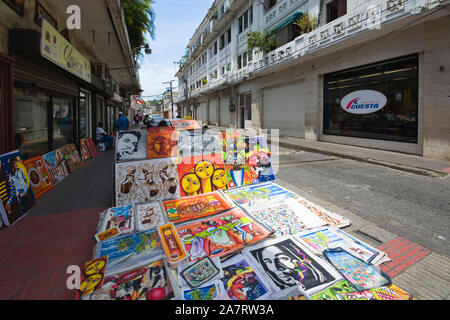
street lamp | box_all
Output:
[132,43,152,60]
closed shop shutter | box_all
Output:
[197,102,207,122]
[219,96,230,127]
[208,99,217,124]
[263,80,306,138]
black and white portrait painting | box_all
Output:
[115,130,147,161]
[178,130,221,157]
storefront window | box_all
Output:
[53,97,74,148]
[323,55,418,143]
[96,96,105,127]
[14,88,49,159]
[79,91,92,138]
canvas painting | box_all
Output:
[220,254,272,300]
[147,127,179,159]
[134,201,166,231]
[115,130,147,162]
[177,153,228,197]
[182,281,225,300]
[95,229,162,272]
[85,137,98,158]
[222,135,252,188]
[244,236,341,295]
[42,148,70,184]
[162,190,234,224]
[309,279,374,300]
[84,257,176,300]
[370,284,413,300]
[245,198,327,237]
[170,119,202,130]
[0,150,36,226]
[24,155,54,198]
[79,138,92,161]
[246,136,276,184]
[176,207,272,262]
[296,196,351,228]
[63,143,83,173]
[158,223,188,265]
[114,158,180,206]
[224,182,299,207]
[179,257,221,288]
[94,227,121,242]
[97,205,134,234]
[323,248,391,292]
[75,256,108,299]
[178,131,221,157]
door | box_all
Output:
[0,54,14,154]
[239,93,251,129]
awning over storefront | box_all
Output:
[270,12,303,33]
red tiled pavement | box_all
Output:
[378,237,431,279]
[0,207,105,300]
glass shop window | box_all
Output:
[53,97,75,149]
[323,54,419,143]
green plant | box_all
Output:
[202,78,208,85]
[293,13,318,35]
[247,31,276,54]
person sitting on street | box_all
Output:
[96,122,114,150]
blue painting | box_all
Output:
[224,182,298,207]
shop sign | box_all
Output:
[340,90,387,114]
[40,19,91,83]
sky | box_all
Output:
[138,0,215,99]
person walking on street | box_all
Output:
[117,112,130,131]
[96,122,114,150]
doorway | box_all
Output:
[239,93,251,129]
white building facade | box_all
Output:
[175,0,450,161]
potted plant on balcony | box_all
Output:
[294,13,318,35]
[201,78,208,85]
[247,31,276,55]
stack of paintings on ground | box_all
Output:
[80,120,417,300]
[0,137,98,228]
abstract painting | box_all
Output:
[370,284,413,300]
[182,282,225,300]
[178,130,221,157]
[114,158,180,206]
[134,201,166,232]
[244,236,341,295]
[323,248,391,292]
[42,148,70,184]
[179,257,220,288]
[177,153,227,197]
[176,207,272,262]
[84,257,175,300]
[162,190,234,224]
[115,130,147,162]
[246,136,276,184]
[62,143,83,173]
[224,182,298,207]
[158,223,188,265]
[296,196,351,228]
[97,205,135,234]
[221,135,252,188]
[0,150,35,226]
[309,279,374,300]
[170,119,202,130]
[94,227,121,242]
[75,256,108,299]
[147,127,179,159]
[85,137,98,158]
[79,138,92,161]
[24,155,54,198]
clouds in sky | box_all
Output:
[138,0,215,98]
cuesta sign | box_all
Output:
[340,90,387,114]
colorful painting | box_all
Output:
[297,196,351,228]
[75,256,108,299]
[162,190,234,224]
[62,143,83,173]
[246,136,276,184]
[85,137,98,158]
[180,257,220,288]
[114,158,180,206]
[95,229,162,272]
[182,282,223,300]
[222,135,252,188]
[95,227,121,242]
[97,205,134,234]
[158,223,188,265]
[244,237,341,295]
[309,279,374,300]
[245,198,327,237]
[220,255,272,300]
[24,155,54,198]
[0,150,35,226]
[84,257,175,300]
[323,248,391,292]
[115,130,147,161]
[370,284,413,300]
[178,130,221,157]
[79,138,92,161]
[176,207,272,262]
[42,148,70,184]
[177,153,227,197]
[134,202,166,232]
[224,182,298,207]
[170,119,202,130]
[147,127,179,159]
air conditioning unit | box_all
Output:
[94,63,107,80]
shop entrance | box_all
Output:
[0,54,14,154]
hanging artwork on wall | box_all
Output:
[85,137,98,158]
[177,153,227,197]
[75,256,108,299]
[296,196,351,228]
[178,131,221,157]
[220,254,273,300]
[246,136,276,184]
[323,248,391,292]
[83,257,177,300]
[114,158,180,206]
[147,127,179,159]
[162,190,235,224]
[245,198,327,237]
[96,205,135,234]
[170,119,202,130]
[79,138,92,161]
[244,236,341,295]
[115,130,147,162]
[0,150,36,226]
[62,143,83,173]
[176,207,272,262]
[134,201,166,232]
[24,155,54,198]
[224,182,299,207]
[42,148,70,184]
